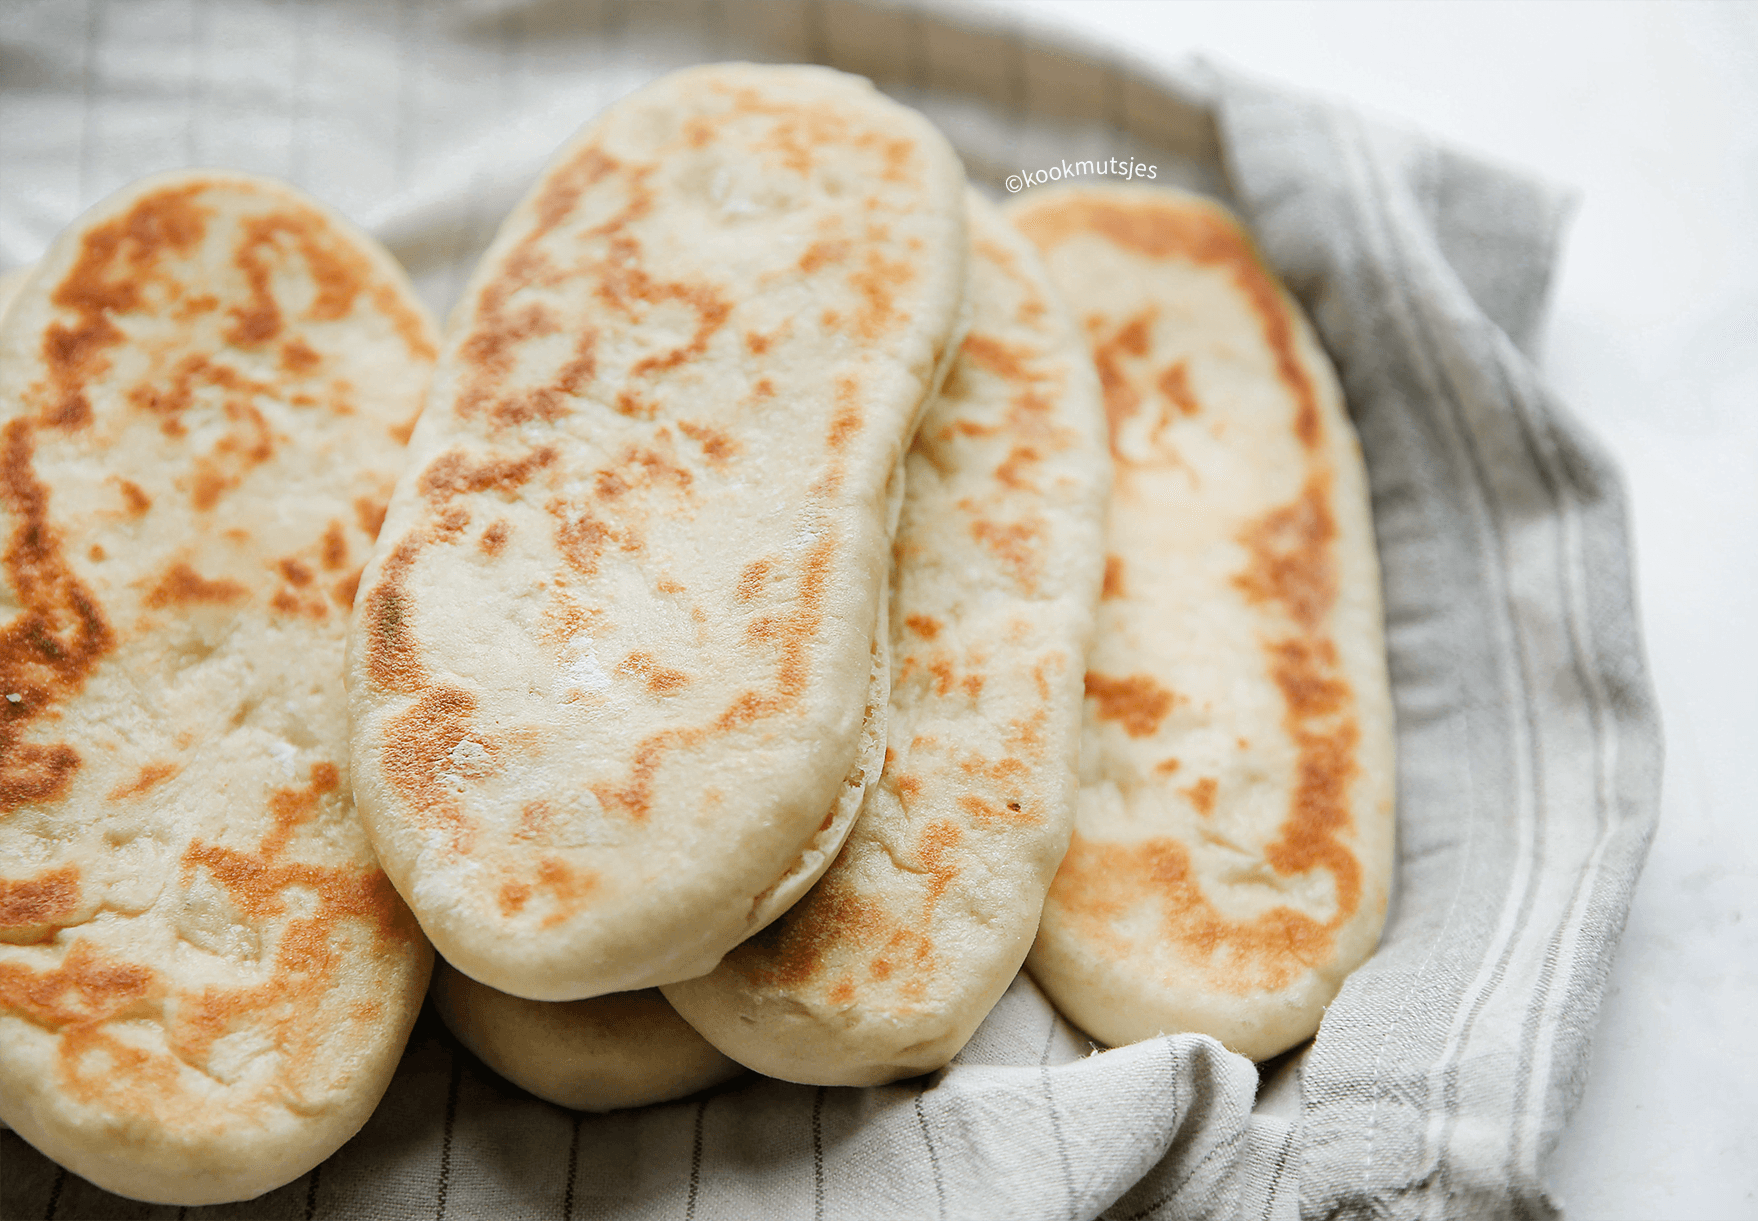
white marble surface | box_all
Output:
[973,2,1757,1217]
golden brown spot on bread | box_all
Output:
[1155,758,1182,776]
[593,445,693,502]
[355,496,387,542]
[189,400,276,510]
[995,444,1040,490]
[957,792,1039,826]
[115,479,151,516]
[1182,777,1218,816]
[1158,359,1201,417]
[1049,834,1335,994]
[226,208,435,358]
[1102,556,1126,600]
[1234,474,1339,631]
[961,332,1034,381]
[0,866,81,938]
[144,562,247,608]
[0,421,116,808]
[278,558,313,588]
[420,446,557,505]
[320,521,348,570]
[1089,308,1154,462]
[38,184,210,430]
[593,531,836,819]
[87,544,105,562]
[971,515,1046,593]
[591,729,681,823]
[532,145,626,236]
[553,508,612,579]
[613,389,657,420]
[332,568,362,610]
[1257,632,1362,917]
[452,150,624,426]
[360,536,426,695]
[479,520,510,557]
[534,857,597,929]
[916,821,962,912]
[620,650,689,697]
[126,353,257,436]
[736,558,773,604]
[431,504,471,543]
[107,761,179,801]
[279,337,321,375]
[678,419,738,465]
[798,238,851,274]
[1085,672,1175,738]
[258,761,341,858]
[826,377,861,451]
[273,589,329,620]
[498,881,531,915]
[381,686,489,848]
[0,939,159,1030]
[849,248,914,341]
[600,259,731,381]
[1017,197,1324,450]
[905,614,940,640]
[730,870,930,997]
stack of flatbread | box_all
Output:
[0,61,1395,1204]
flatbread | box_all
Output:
[1009,186,1395,1062]
[432,961,742,1111]
[0,172,436,1203]
[347,63,968,1001]
[663,191,1110,1085]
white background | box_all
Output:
[972,2,1758,1218]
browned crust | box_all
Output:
[0,420,112,812]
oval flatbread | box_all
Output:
[432,961,742,1112]
[664,191,1110,1085]
[0,172,436,1204]
[346,63,968,1001]
[1009,186,1395,1062]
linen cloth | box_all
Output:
[0,2,1661,1217]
